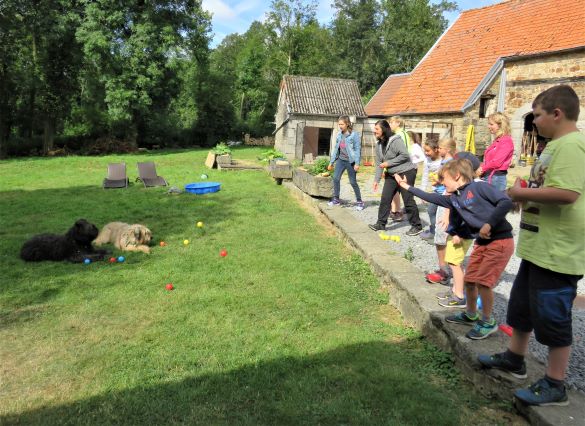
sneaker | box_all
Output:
[354,201,365,211]
[466,319,498,340]
[477,352,527,379]
[406,226,423,236]
[438,294,466,308]
[327,198,340,206]
[419,230,434,240]
[390,211,404,222]
[514,378,569,406]
[368,223,386,231]
[436,290,452,300]
[445,311,479,325]
[426,269,450,285]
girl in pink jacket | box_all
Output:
[478,112,514,191]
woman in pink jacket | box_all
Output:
[478,112,514,191]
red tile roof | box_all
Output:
[366,0,585,116]
[365,73,409,116]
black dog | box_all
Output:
[20,219,109,262]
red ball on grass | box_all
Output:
[166,283,174,291]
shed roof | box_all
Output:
[281,75,366,117]
[365,0,585,116]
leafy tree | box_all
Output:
[76,0,212,145]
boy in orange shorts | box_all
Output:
[395,158,514,339]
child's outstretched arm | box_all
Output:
[508,178,580,205]
[394,173,451,208]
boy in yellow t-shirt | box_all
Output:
[478,85,585,406]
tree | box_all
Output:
[330,0,382,93]
[380,0,457,74]
[76,0,212,144]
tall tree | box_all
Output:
[76,0,212,144]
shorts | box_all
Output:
[464,238,514,288]
[444,237,473,266]
[507,260,581,347]
[433,206,448,246]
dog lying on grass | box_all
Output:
[94,222,152,253]
[20,219,109,262]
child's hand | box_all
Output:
[507,178,525,200]
[393,173,408,188]
[327,164,333,171]
[379,162,387,169]
[479,223,492,239]
[452,235,462,245]
[373,181,379,192]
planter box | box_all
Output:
[205,152,232,168]
[269,159,293,179]
[292,168,333,198]
[216,154,232,166]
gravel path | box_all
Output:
[336,172,585,393]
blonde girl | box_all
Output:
[478,112,514,191]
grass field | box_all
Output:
[0,147,521,425]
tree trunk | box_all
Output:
[42,116,55,154]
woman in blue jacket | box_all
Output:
[327,116,364,210]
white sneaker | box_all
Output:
[354,201,365,211]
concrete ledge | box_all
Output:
[284,182,585,425]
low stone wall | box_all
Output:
[292,168,333,198]
[244,134,274,146]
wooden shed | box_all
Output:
[273,75,367,162]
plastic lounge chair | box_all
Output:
[137,162,168,187]
[103,162,129,189]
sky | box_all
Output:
[201,0,503,48]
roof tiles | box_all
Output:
[282,75,366,117]
[366,0,585,115]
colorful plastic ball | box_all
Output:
[520,179,528,188]
[183,239,189,245]
[84,258,91,265]
[200,174,208,179]
[166,283,174,291]
[159,241,167,247]
[197,222,203,228]
[220,249,228,257]
[109,257,117,263]
[117,256,125,263]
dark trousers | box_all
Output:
[377,168,421,227]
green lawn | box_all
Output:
[0,148,517,425]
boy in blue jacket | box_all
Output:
[395,158,514,339]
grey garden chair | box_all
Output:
[103,162,129,189]
[137,161,168,187]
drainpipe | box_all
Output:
[497,68,507,112]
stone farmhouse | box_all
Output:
[365,0,585,160]
[273,75,367,161]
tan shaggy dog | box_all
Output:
[94,222,152,253]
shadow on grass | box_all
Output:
[0,341,474,425]
[0,185,238,309]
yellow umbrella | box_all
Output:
[465,125,476,154]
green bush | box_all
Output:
[308,158,330,176]
[212,142,232,155]
[258,148,285,163]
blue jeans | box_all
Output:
[333,159,362,201]
[427,202,438,234]
[482,174,507,191]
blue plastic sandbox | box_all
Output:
[184,182,221,194]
